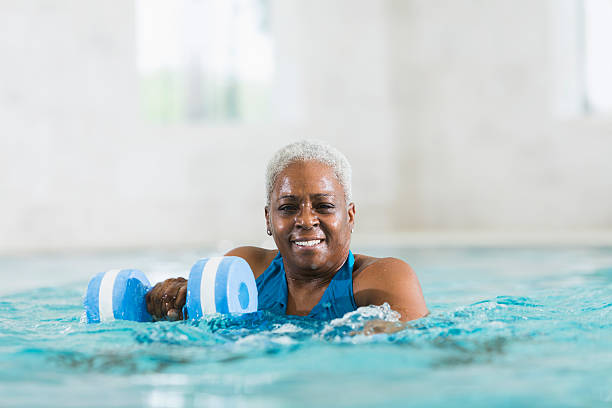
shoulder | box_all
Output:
[353,255,417,288]
[353,254,428,321]
[224,246,278,279]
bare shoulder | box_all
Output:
[353,254,416,282]
[224,246,278,279]
[353,254,428,322]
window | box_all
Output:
[135,0,274,122]
[583,0,612,113]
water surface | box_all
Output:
[1,247,611,407]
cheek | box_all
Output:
[325,215,349,235]
[271,215,292,232]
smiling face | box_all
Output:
[265,160,355,274]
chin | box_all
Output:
[291,252,328,270]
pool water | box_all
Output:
[1,247,611,407]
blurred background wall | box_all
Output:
[1,0,611,255]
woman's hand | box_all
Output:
[350,320,406,336]
[145,278,188,321]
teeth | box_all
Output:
[294,240,321,247]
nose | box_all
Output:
[295,205,319,229]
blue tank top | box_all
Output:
[256,250,358,320]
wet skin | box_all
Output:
[263,160,355,315]
[146,160,428,323]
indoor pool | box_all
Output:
[0,247,611,407]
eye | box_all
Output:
[278,204,298,212]
[317,203,335,211]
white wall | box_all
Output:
[1,0,611,255]
[388,0,612,231]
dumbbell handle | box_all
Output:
[146,277,188,321]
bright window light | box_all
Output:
[135,0,274,122]
[584,0,612,113]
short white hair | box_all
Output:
[265,140,352,206]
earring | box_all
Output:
[267,229,272,236]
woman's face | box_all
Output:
[266,160,355,273]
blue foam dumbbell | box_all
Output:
[84,269,152,323]
[186,256,258,319]
[84,257,258,324]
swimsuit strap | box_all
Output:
[255,250,357,320]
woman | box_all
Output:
[146,140,428,322]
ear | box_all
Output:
[347,202,356,229]
[264,205,271,231]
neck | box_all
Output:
[283,249,350,293]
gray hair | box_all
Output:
[265,140,352,206]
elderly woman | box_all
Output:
[147,141,428,322]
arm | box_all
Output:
[354,257,428,323]
[224,246,274,280]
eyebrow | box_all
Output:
[278,195,297,200]
[278,193,334,200]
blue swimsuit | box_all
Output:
[256,251,358,320]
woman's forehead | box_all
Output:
[273,161,343,197]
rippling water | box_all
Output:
[0,248,611,407]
